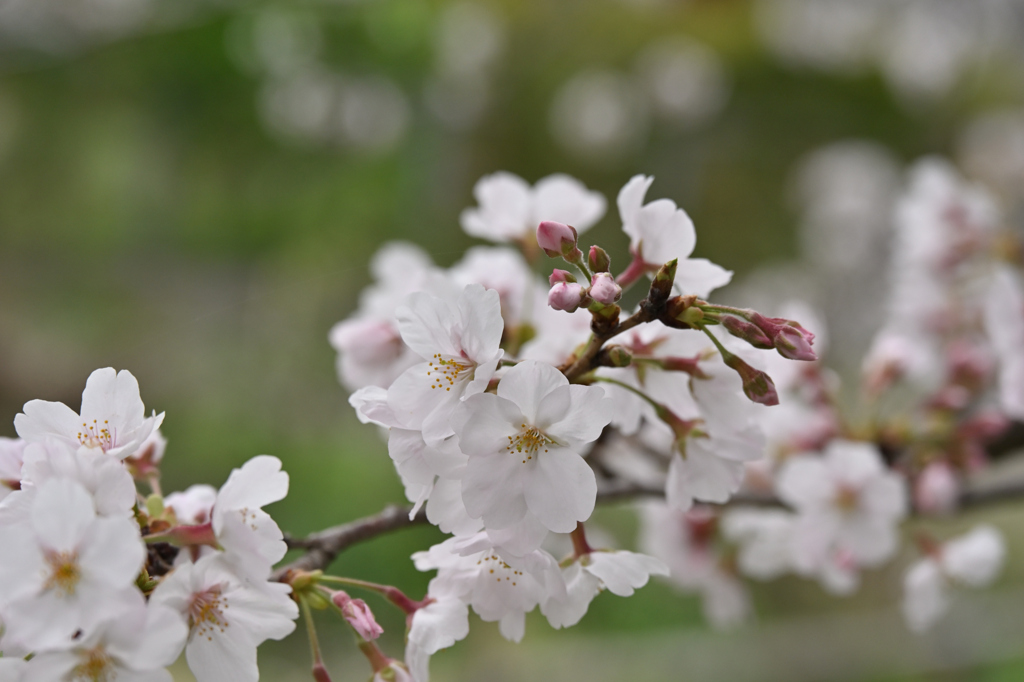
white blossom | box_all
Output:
[15,368,164,461]
[0,438,25,503]
[616,175,732,297]
[387,284,504,448]
[460,172,605,243]
[0,478,146,650]
[454,360,611,533]
[412,534,563,642]
[23,590,187,682]
[149,554,298,682]
[20,440,136,517]
[777,440,907,577]
[542,550,667,629]
[902,525,1006,632]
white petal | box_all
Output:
[546,385,613,449]
[425,478,483,536]
[586,550,669,597]
[455,284,504,365]
[532,174,606,233]
[902,559,948,633]
[674,258,733,298]
[637,198,696,265]
[408,595,469,654]
[186,622,258,682]
[523,447,596,533]
[496,361,568,425]
[80,516,147,587]
[395,292,460,360]
[941,525,1006,587]
[14,400,80,445]
[213,456,288,532]
[462,451,528,529]
[31,478,96,552]
[775,456,832,510]
[617,174,654,241]
[497,611,526,642]
[668,443,744,505]
[460,171,533,242]
[541,562,601,629]
[451,394,521,455]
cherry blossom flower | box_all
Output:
[542,550,668,629]
[460,172,605,244]
[0,437,25,503]
[0,478,146,650]
[777,440,907,575]
[210,456,290,580]
[449,246,535,328]
[984,267,1024,419]
[720,508,796,581]
[665,361,767,512]
[902,525,1006,632]
[387,284,505,447]
[616,175,732,297]
[20,440,136,517]
[407,581,470,655]
[23,590,187,682]
[14,368,164,461]
[165,485,218,525]
[639,502,751,629]
[412,534,562,642]
[149,554,298,682]
[454,360,612,533]
[329,242,448,391]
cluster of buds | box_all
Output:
[542,221,623,316]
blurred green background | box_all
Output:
[1,0,1023,679]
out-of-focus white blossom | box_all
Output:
[902,525,1006,632]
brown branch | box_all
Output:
[274,471,1024,581]
[273,505,428,581]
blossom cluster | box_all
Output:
[329,162,1021,677]
[0,369,298,681]
[0,159,1018,681]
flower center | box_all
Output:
[834,485,860,511]
[427,354,474,392]
[44,550,81,597]
[477,553,524,586]
[71,646,115,682]
[506,424,553,464]
[77,419,114,451]
[189,585,230,640]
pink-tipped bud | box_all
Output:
[914,461,960,515]
[722,316,773,349]
[723,352,779,406]
[548,282,585,311]
[751,313,817,361]
[589,272,622,305]
[537,220,579,259]
[312,662,333,682]
[549,269,577,285]
[332,591,384,641]
[588,245,611,273]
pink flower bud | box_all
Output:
[537,220,579,258]
[332,591,384,641]
[589,272,622,305]
[548,282,585,312]
[722,316,773,349]
[588,245,611,273]
[549,269,577,285]
[751,313,817,361]
[914,461,960,515]
[723,352,779,406]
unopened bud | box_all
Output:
[598,345,633,368]
[333,591,384,641]
[588,245,611,273]
[549,269,577,285]
[679,306,704,327]
[722,316,773,349]
[722,351,779,406]
[751,313,817,361]
[589,272,622,305]
[537,221,580,259]
[914,461,960,515]
[312,662,333,682]
[548,282,585,312]
[661,355,708,378]
[647,259,678,307]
